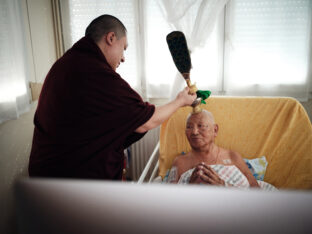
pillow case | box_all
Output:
[244,156,268,181]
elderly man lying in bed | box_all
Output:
[167,110,275,190]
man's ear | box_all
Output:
[105,32,116,46]
[214,124,219,137]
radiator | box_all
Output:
[127,127,160,181]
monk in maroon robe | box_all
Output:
[29,15,196,180]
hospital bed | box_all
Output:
[15,97,312,233]
[139,96,312,189]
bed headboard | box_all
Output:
[159,97,312,189]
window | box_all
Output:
[224,0,312,100]
[60,0,312,101]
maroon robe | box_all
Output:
[28,37,155,180]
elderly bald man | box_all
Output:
[168,110,260,187]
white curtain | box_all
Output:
[0,0,30,124]
[156,0,229,99]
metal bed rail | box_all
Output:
[137,141,160,184]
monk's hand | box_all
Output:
[176,87,197,107]
[196,163,225,186]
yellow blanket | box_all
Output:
[159,97,312,189]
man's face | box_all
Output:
[107,34,128,71]
[185,113,218,151]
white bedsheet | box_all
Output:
[166,164,277,191]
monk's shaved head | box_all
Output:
[186,110,215,124]
[85,14,127,43]
[185,110,219,151]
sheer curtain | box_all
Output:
[224,0,312,101]
[0,0,30,124]
[152,0,229,99]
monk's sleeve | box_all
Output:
[80,69,155,149]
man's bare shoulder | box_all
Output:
[226,149,246,167]
[229,150,242,158]
[220,148,243,162]
[172,152,193,167]
[171,152,196,178]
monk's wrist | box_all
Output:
[173,97,184,108]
